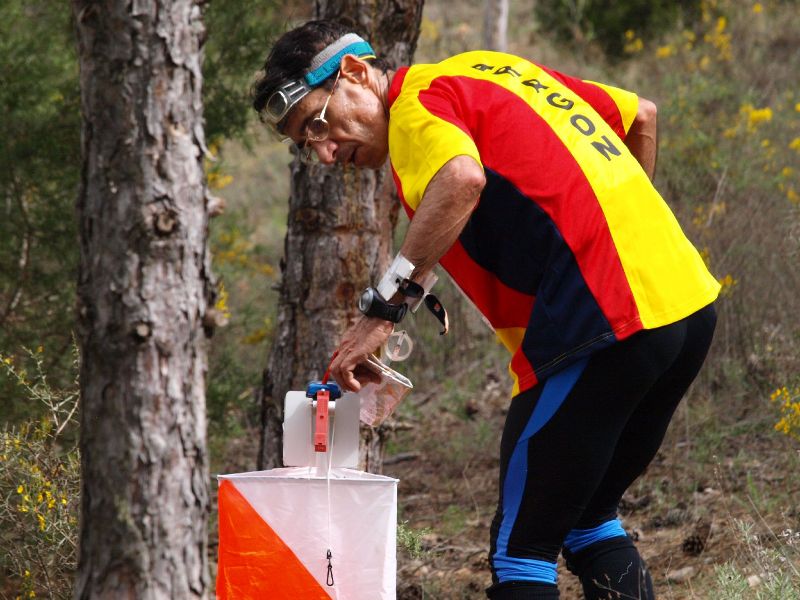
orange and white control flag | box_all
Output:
[217,467,398,599]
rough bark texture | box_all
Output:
[483,0,509,52]
[73,1,213,598]
[258,0,424,472]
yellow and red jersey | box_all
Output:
[388,51,720,395]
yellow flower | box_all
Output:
[742,105,773,128]
[752,3,763,13]
[207,171,234,190]
[17,484,24,494]
[699,55,711,70]
[722,127,738,139]
[215,283,231,320]
[782,167,794,177]
[656,45,675,58]
[795,103,800,113]
[761,139,770,148]
[788,187,799,204]
[715,16,727,33]
[789,137,800,151]
[624,37,644,54]
[37,513,46,531]
[718,274,738,295]
[24,570,30,578]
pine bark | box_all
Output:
[258,0,424,472]
[73,1,213,597]
[484,0,509,52]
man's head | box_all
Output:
[252,20,393,168]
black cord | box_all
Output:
[326,549,335,586]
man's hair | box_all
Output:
[251,19,387,121]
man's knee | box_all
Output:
[562,534,655,600]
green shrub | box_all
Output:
[710,520,800,599]
[625,0,800,406]
[534,0,700,58]
[0,348,80,599]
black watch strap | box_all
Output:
[359,287,408,323]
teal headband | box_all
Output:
[305,33,376,86]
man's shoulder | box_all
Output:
[397,51,534,94]
[419,50,533,72]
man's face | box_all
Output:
[281,64,390,169]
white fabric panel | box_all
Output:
[221,468,398,600]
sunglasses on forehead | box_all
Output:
[265,79,313,128]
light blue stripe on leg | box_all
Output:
[492,358,588,584]
[564,518,627,553]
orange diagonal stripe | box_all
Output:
[216,479,331,600]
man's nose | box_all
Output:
[311,138,337,165]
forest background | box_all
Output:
[1,0,799,598]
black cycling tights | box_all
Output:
[487,304,717,599]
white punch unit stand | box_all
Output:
[283,381,360,468]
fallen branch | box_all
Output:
[383,452,420,465]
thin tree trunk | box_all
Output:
[73,1,213,597]
[483,0,509,51]
[258,0,424,472]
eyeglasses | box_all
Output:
[290,69,341,164]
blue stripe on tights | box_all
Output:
[492,358,588,584]
[563,518,627,554]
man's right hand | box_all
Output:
[329,315,394,392]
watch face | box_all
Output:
[358,288,373,313]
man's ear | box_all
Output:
[340,54,370,86]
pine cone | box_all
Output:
[682,520,712,556]
[681,534,705,556]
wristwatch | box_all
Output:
[358,287,408,323]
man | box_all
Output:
[253,19,719,600]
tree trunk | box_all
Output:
[483,0,509,52]
[73,1,213,597]
[258,0,424,472]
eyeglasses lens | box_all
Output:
[307,117,329,142]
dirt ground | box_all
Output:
[384,362,800,600]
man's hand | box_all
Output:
[330,316,394,392]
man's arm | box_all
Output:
[624,97,658,180]
[398,155,485,276]
[329,155,485,391]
